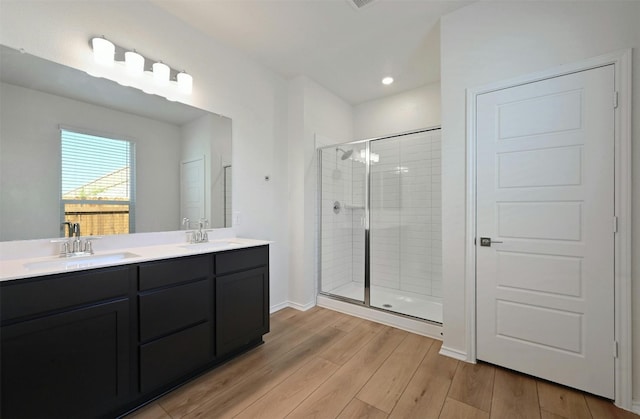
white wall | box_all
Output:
[440,0,640,405]
[0,82,181,240]
[353,82,441,140]
[0,0,290,309]
[287,76,354,308]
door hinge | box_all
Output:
[614,91,619,109]
[613,216,618,233]
[613,341,619,358]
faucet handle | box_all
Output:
[51,238,71,256]
[83,236,101,254]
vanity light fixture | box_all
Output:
[381,76,394,85]
[89,36,194,96]
[91,37,115,66]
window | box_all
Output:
[61,129,135,236]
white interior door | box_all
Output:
[476,65,615,398]
[180,157,205,227]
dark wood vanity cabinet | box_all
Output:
[0,244,270,418]
[215,246,270,357]
[0,266,134,419]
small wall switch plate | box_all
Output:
[233,212,240,226]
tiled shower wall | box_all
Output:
[319,129,441,299]
[369,129,442,298]
[320,147,358,294]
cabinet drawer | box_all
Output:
[216,245,268,275]
[1,266,131,323]
[139,255,210,291]
[140,322,212,393]
[139,279,210,342]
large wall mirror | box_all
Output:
[0,45,232,241]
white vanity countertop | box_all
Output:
[0,237,271,282]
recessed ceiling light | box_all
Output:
[382,76,394,85]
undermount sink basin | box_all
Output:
[24,252,141,271]
[179,241,242,251]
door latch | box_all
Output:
[480,237,503,247]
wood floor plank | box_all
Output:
[540,410,569,419]
[318,319,383,365]
[447,362,496,412]
[490,368,540,419]
[337,398,388,419]
[159,308,344,418]
[440,398,490,419]
[181,326,345,419]
[234,357,340,419]
[286,326,408,419]
[388,340,458,419]
[126,403,171,419]
[537,381,591,419]
[584,394,640,419]
[272,307,304,321]
[331,312,365,333]
[357,333,434,413]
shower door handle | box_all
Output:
[479,237,503,247]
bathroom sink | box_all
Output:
[24,252,141,271]
[179,241,242,251]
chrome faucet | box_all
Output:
[184,217,210,243]
[56,222,97,257]
[198,218,209,243]
[71,222,82,253]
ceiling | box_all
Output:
[151,0,472,105]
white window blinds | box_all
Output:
[60,129,134,236]
[61,130,131,201]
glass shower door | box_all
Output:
[369,130,443,322]
[318,143,366,303]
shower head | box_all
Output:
[336,148,353,160]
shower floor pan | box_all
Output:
[329,282,443,323]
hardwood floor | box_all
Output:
[127,307,638,419]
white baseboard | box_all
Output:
[287,300,316,311]
[270,300,316,313]
[439,345,470,362]
[631,400,640,415]
[317,295,443,340]
[269,301,290,313]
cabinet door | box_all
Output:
[215,267,269,357]
[1,299,130,419]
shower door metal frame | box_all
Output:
[317,126,442,324]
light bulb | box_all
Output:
[153,61,170,85]
[382,76,394,85]
[91,37,115,66]
[125,50,144,75]
[177,72,193,94]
